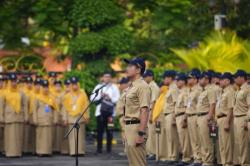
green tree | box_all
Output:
[68,0,133,76]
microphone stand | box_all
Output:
[64,86,105,166]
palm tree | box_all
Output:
[171,30,250,72]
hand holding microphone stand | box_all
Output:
[64,84,107,166]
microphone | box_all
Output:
[92,83,108,94]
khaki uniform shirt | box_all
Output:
[233,83,250,118]
[116,90,126,118]
[22,88,33,123]
[0,89,4,123]
[175,87,188,114]
[210,84,221,102]
[216,86,235,116]
[4,90,28,123]
[149,81,160,109]
[124,78,151,120]
[186,85,202,114]
[53,92,64,124]
[33,95,56,126]
[62,89,89,124]
[196,85,216,113]
[164,83,178,114]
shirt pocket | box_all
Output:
[219,95,227,109]
[236,91,245,101]
[126,89,139,105]
[177,96,184,107]
[166,93,172,104]
[187,97,192,108]
[198,94,204,104]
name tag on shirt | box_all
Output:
[45,105,51,113]
[216,95,220,102]
[72,105,77,111]
[187,99,192,108]
[217,97,221,108]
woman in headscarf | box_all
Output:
[33,80,57,156]
[63,77,89,156]
[3,73,28,157]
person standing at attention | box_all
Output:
[143,69,160,160]
[3,73,28,157]
[123,57,151,166]
[233,70,250,165]
[62,77,89,156]
[33,80,57,156]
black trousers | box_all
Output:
[96,115,113,153]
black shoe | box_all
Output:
[176,161,191,166]
[95,151,102,155]
[6,156,22,158]
[165,160,178,165]
[37,154,51,157]
[70,154,85,157]
[147,154,156,160]
[188,163,202,166]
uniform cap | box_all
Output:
[199,71,212,79]
[70,76,79,84]
[119,77,129,84]
[234,69,247,78]
[143,70,154,78]
[26,76,33,83]
[187,70,200,79]
[220,72,232,80]
[34,78,42,85]
[48,72,57,78]
[53,80,62,85]
[9,73,17,81]
[42,80,49,87]
[123,57,146,75]
[191,68,201,75]
[176,73,187,81]
[207,69,215,77]
[163,70,176,78]
[213,72,221,78]
[64,79,71,85]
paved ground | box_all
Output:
[0,144,160,166]
[0,132,161,166]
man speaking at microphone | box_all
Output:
[90,72,120,154]
[123,57,151,166]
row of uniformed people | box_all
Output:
[144,69,250,166]
[0,73,89,157]
[115,61,250,166]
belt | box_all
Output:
[197,112,208,117]
[234,114,247,118]
[175,112,185,117]
[125,119,140,125]
[187,113,197,117]
[164,112,173,116]
[217,114,227,119]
